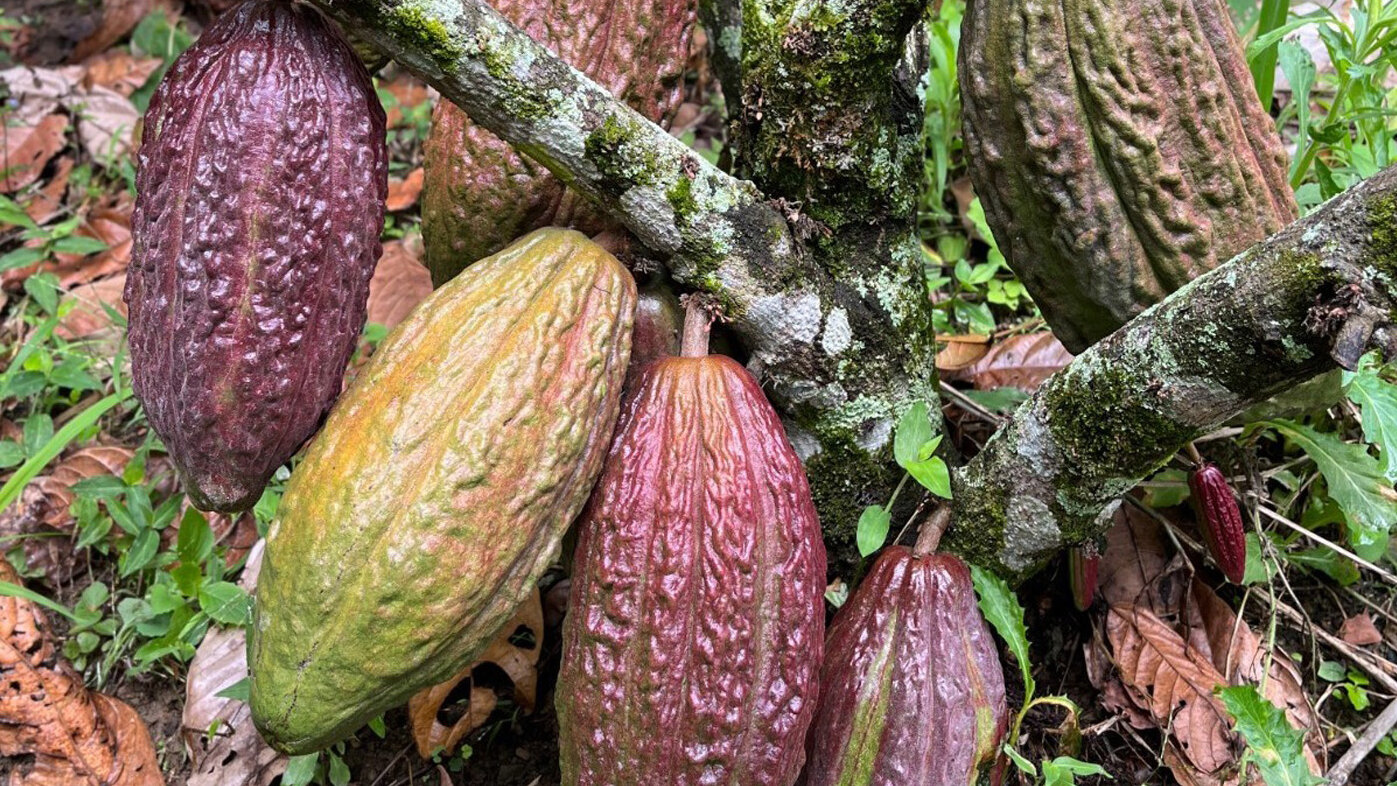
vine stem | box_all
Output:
[913,507,952,556]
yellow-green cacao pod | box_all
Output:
[960,0,1298,352]
[248,229,636,754]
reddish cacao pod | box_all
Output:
[125,0,387,511]
[421,0,696,284]
[624,282,683,390]
[557,349,827,785]
[1189,462,1247,583]
[800,546,1008,786]
[1068,545,1100,611]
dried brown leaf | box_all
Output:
[1106,603,1239,776]
[80,51,163,97]
[408,589,544,758]
[946,332,1073,391]
[366,239,432,331]
[182,541,284,786]
[57,273,127,342]
[23,156,74,226]
[934,334,989,372]
[1338,612,1382,646]
[70,0,159,63]
[0,560,164,786]
[2,114,69,193]
[387,167,425,212]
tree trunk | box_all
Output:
[308,0,1397,579]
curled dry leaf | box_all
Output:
[80,51,164,97]
[57,273,129,345]
[365,238,433,331]
[1089,506,1323,783]
[0,445,133,583]
[24,156,74,226]
[407,589,544,758]
[934,334,990,372]
[182,541,285,786]
[1,114,70,193]
[945,331,1073,391]
[1338,613,1382,647]
[0,560,164,786]
[70,0,160,63]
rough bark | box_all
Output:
[309,0,1396,580]
[945,168,1397,580]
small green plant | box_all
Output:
[970,566,1109,785]
[853,401,952,560]
[1318,660,1373,711]
[1218,684,1324,786]
[281,717,387,786]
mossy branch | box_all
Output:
[944,166,1397,580]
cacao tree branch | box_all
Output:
[312,0,946,567]
[944,166,1397,580]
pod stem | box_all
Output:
[681,297,713,358]
[913,506,952,556]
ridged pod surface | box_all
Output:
[625,282,683,390]
[1069,545,1100,611]
[800,547,1007,786]
[1189,462,1247,583]
[421,0,696,284]
[125,0,387,511]
[249,229,635,754]
[960,0,1297,351]
[557,350,827,785]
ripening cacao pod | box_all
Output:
[960,0,1297,351]
[1188,462,1247,583]
[1068,545,1100,611]
[557,307,827,785]
[249,229,636,754]
[625,281,683,389]
[421,0,696,284]
[125,0,387,512]
[800,545,1007,786]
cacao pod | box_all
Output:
[625,281,683,389]
[421,0,696,284]
[249,229,636,754]
[1068,545,1099,611]
[557,311,827,785]
[125,0,387,512]
[960,0,1297,352]
[801,546,1008,786]
[1188,462,1247,583]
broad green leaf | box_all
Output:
[1344,354,1397,481]
[856,505,892,557]
[905,456,952,498]
[0,390,130,516]
[893,401,935,468]
[281,754,319,786]
[1042,756,1110,786]
[22,414,53,456]
[121,528,160,576]
[177,510,214,565]
[970,564,1033,696]
[0,441,22,469]
[49,235,109,255]
[1002,744,1036,776]
[71,475,127,499]
[1267,420,1395,560]
[215,677,250,701]
[328,753,351,786]
[1218,684,1323,786]
[199,581,252,626]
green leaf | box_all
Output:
[199,581,252,626]
[50,235,109,255]
[905,456,952,498]
[0,247,45,272]
[856,505,892,557]
[328,753,351,786]
[281,754,319,786]
[71,475,127,498]
[1344,354,1397,482]
[24,272,59,314]
[22,414,53,456]
[120,528,160,576]
[0,391,130,516]
[1218,684,1324,786]
[0,441,23,469]
[1042,756,1110,786]
[368,715,387,738]
[893,401,935,468]
[177,509,214,565]
[215,677,250,701]
[970,564,1034,698]
[1267,420,1396,560]
[1142,468,1191,508]
[1002,744,1036,776]
[0,581,81,622]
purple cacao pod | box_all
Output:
[1189,462,1247,583]
[125,0,387,511]
[421,0,696,284]
[801,546,1008,786]
[1069,545,1100,611]
[557,346,827,785]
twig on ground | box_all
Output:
[1326,695,1397,786]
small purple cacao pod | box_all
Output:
[1188,462,1247,583]
[1068,545,1100,611]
